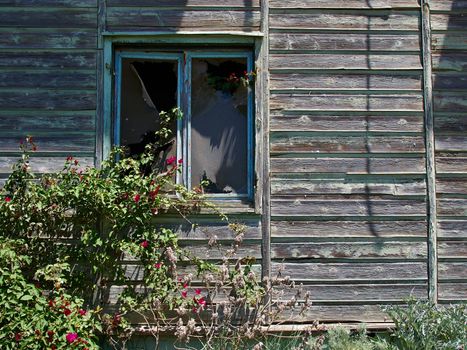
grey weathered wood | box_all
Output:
[270,33,421,51]
[435,136,467,152]
[0,90,96,110]
[0,0,96,5]
[434,92,467,112]
[271,114,424,132]
[438,221,467,239]
[271,179,426,196]
[438,242,467,258]
[106,8,261,30]
[271,221,427,238]
[273,262,427,281]
[270,94,424,112]
[269,0,420,9]
[432,53,467,72]
[270,54,423,71]
[433,73,467,90]
[435,114,467,133]
[271,198,426,217]
[438,262,467,280]
[270,13,420,31]
[270,73,422,91]
[0,136,95,153]
[277,284,427,301]
[0,112,95,132]
[271,241,427,259]
[436,179,467,195]
[0,71,96,88]
[430,0,467,11]
[276,305,389,323]
[107,0,260,6]
[432,33,467,50]
[0,30,96,49]
[438,283,467,300]
[0,156,94,173]
[437,199,467,217]
[0,51,96,68]
[270,134,425,154]
[0,8,97,28]
[436,157,467,174]
[271,157,426,174]
[431,14,467,31]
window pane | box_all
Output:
[120,58,178,158]
[191,57,249,195]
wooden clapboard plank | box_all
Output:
[271,157,426,174]
[270,73,422,91]
[435,136,467,152]
[0,51,96,68]
[0,8,96,28]
[437,199,467,217]
[271,179,426,196]
[430,0,467,11]
[178,243,262,260]
[0,90,96,110]
[0,136,95,153]
[433,92,467,112]
[106,8,260,30]
[437,179,467,195]
[435,114,467,133]
[273,262,427,281]
[432,53,467,72]
[438,283,467,300]
[438,242,467,258]
[271,198,426,217]
[269,54,422,70]
[107,0,260,6]
[270,114,424,132]
[432,33,467,51]
[0,71,96,89]
[271,241,427,259]
[269,0,420,9]
[0,30,96,49]
[277,284,427,301]
[0,0,96,6]
[277,305,389,323]
[270,13,419,31]
[438,262,467,280]
[0,112,95,132]
[270,134,425,153]
[0,156,94,173]
[433,73,467,90]
[431,14,467,31]
[270,33,420,51]
[270,94,424,112]
[271,221,427,238]
[436,157,467,174]
[438,220,467,239]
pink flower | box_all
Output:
[5,197,11,202]
[63,308,71,316]
[78,309,87,316]
[140,240,149,248]
[66,156,73,161]
[166,156,176,165]
[181,290,187,298]
[178,158,183,164]
[197,297,206,307]
[74,159,79,166]
[195,288,201,295]
[154,262,162,269]
[134,194,141,203]
[66,333,78,343]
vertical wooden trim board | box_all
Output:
[260,0,271,284]
[421,0,438,303]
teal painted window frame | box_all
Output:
[102,35,257,202]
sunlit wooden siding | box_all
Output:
[268,0,428,323]
[431,0,467,304]
[0,0,98,185]
[105,0,260,32]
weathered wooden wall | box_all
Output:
[431,0,467,303]
[268,0,428,322]
[0,0,465,327]
[0,0,97,186]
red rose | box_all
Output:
[134,194,141,203]
[154,262,162,269]
[140,240,149,248]
[166,156,176,165]
[5,197,11,202]
[195,288,201,295]
[78,309,87,316]
[181,290,187,298]
[66,333,78,343]
[63,308,71,316]
[15,333,22,342]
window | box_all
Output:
[113,49,254,200]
